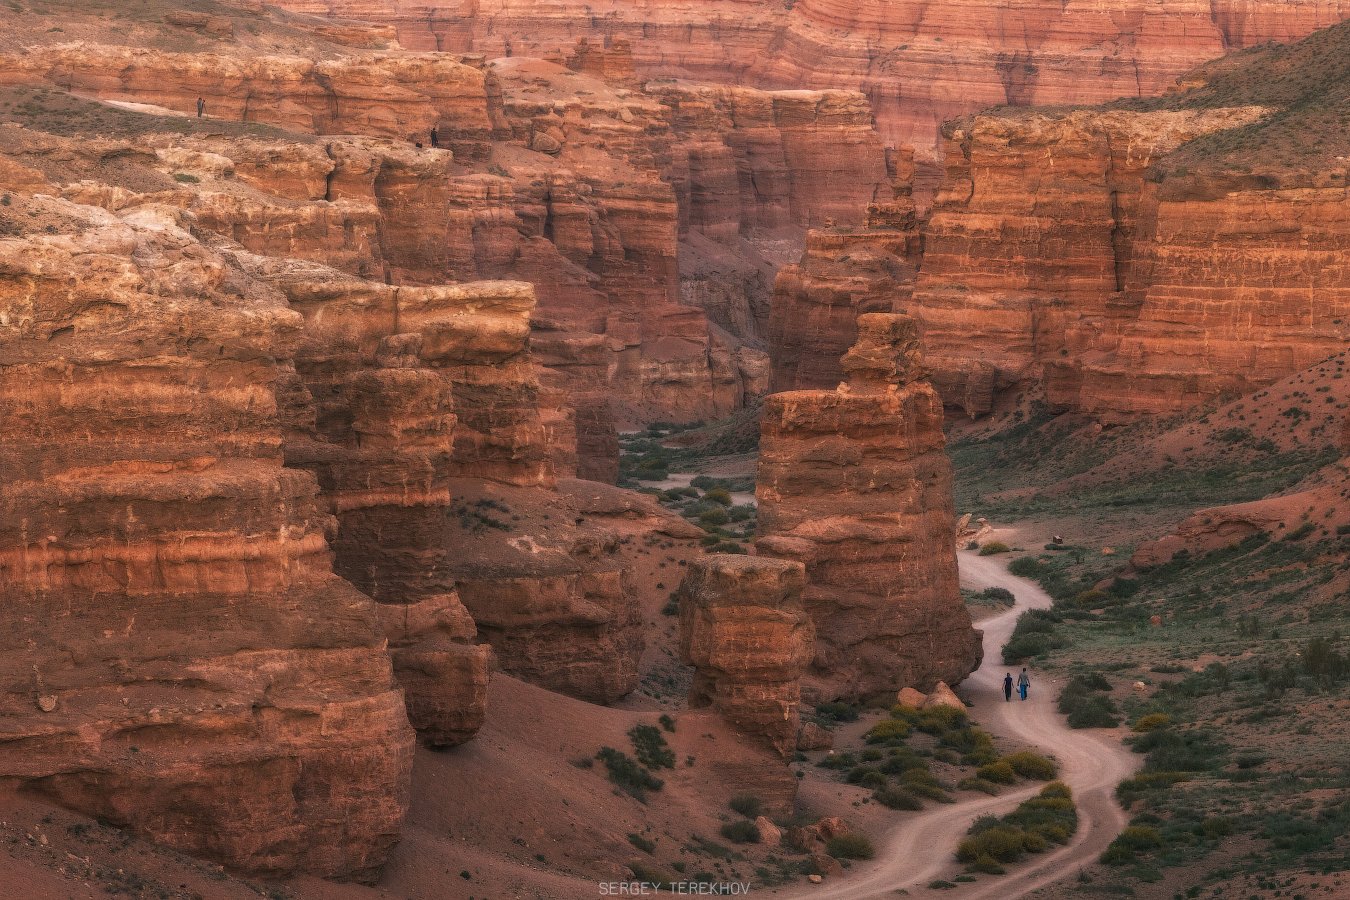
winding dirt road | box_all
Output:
[779,551,1139,899]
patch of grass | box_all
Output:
[979,541,1012,555]
[1058,674,1121,728]
[627,833,656,853]
[1002,750,1058,780]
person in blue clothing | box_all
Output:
[1018,668,1030,701]
[1003,672,1014,702]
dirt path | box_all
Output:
[776,551,1139,899]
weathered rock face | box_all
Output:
[677,555,814,757]
[907,52,1350,422]
[906,107,1270,417]
[654,82,890,351]
[245,260,548,745]
[769,148,922,392]
[271,0,1350,162]
[756,314,981,701]
[0,191,413,878]
[8,44,495,158]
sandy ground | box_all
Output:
[771,551,1139,899]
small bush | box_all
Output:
[978,541,1011,555]
[865,719,912,744]
[629,725,676,769]
[1002,751,1058,780]
[627,833,656,853]
[982,587,1015,604]
[703,488,733,505]
[597,747,663,802]
[719,820,760,844]
[1132,713,1171,733]
[873,786,923,810]
[698,507,730,526]
[826,833,875,860]
[977,761,1018,785]
[814,701,860,723]
[728,794,761,819]
[1101,825,1162,865]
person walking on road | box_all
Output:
[1003,672,1014,702]
[196,97,205,118]
[1018,668,1030,701]
[430,126,439,148]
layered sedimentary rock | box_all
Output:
[272,0,1350,161]
[0,190,413,877]
[756,314,981,701]
[6,43,495,157]
[769,148,922,392]
[905,17,1350,420]
[245,260,548,745]
[678,555,814,757]
[653,80,890,348]
[907,107,1269,416]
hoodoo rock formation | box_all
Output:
[678,555,814,757]
[756,314,982,702]
[272,0,1350,162]
[0,191,413,878]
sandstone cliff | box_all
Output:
[0,187,413,878]
[906,20,1350,419]
[756,314,982,702]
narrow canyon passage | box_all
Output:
[772,552,1140,899]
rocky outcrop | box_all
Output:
[271,0,1350,162]
[677,555,814,757]
[0,191,413,878]
[756,314,981,701]
[769,148,922,392]
[8,44,495,158]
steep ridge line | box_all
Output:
[773,551,1139,899]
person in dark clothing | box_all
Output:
[1018,668,1030,701]
[430,126,439,148]
[196,97,205,118]
[1003,672,1014,702]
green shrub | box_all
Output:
[729,794,761,818]
[698,507,730,526]
[873,786,922,810]
[1132,713,1171,733]
[1101,824,1162,864]
[957,777,1002,795]
[956,783,1077,871]
[826,833,875,860]
[597,747,664,801]
[703,488,733,505]
[978,541,1011,555]
[627,833,656,853]
[977,761,1018,785]
[719,820,760,844]
[1058,675,1120,728]
[865,719,912,744]
[629,725,676,769]
[981,587,1015,604]
[814,701,860,723]
[1002,751,1058,780]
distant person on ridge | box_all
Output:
[430,126,439,148]
[196,97,205,118]
[1003,672,1014,702]
[1018,668,1030,701]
